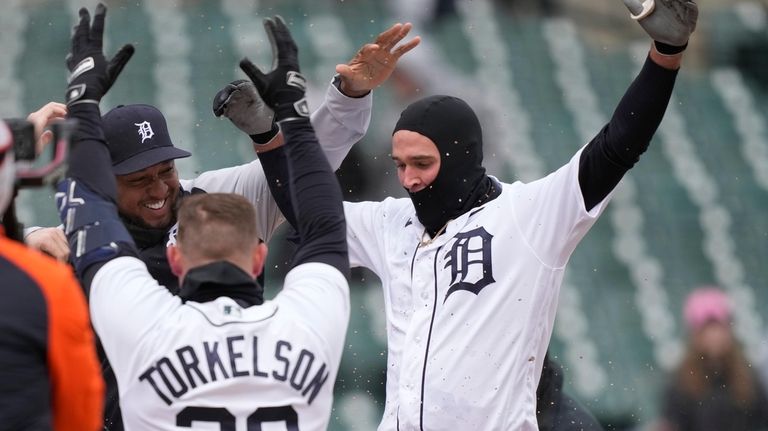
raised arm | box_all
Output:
[55,3,136,286]
[257,22,421,229]
[578,0,697,211]
[214,22,419,165]
[240,16,348,274]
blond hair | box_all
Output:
[176,193,258,262]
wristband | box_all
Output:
[250,122,279,145]
[654,40,687,56]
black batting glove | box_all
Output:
[65,3,134,107]
[239,16,309,123]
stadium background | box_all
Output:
[2,0,768,429]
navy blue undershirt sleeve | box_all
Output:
[276,120,349,277]
[64,103,138,288]
[578,55,678,211]
[258,146,297,228]
[67,104,117,200]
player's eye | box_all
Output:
[159,167,175,179]
[127,177,150,187]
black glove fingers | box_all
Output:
[90,3,107,48]
[272,15,292,45]
[73,8,91,53]
[263,18,279,71]
[105,44,135,88]
[273,15,288,28]
[272,16,298,68]
[240,58,268,94]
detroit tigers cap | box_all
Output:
[103,104,191,175]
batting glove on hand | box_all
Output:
[623,0,698,54]
[65,3,134,107]
[239,16,309,123]
[212,79,278,142]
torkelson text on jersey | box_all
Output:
[138,335,329,405]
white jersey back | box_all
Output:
[344,147,611,430]
[90,259,349,431]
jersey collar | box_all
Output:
[178,261,263,306]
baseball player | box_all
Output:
[259,0,698,429]
[57,6,349,430]
[24,18,419,286]
[0,114,103,429]
[27,14,416,431]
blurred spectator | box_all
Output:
[656,287,768,431]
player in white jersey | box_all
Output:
[30,11,417,431]
[56,7,350,430]
[26,12,416,431]
[24,18,420,280]
[261,1,698,429]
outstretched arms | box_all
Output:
[254,22,421,230]
[578,0,697,211]
[240,16,349,275]
[55,3,136,285]
[214,21,419,161]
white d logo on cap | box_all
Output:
[135,121,154,143]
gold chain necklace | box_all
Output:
[418,220,451,247]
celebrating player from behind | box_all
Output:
[26,8,417,431]
[56,5,350,430]
[258,0,698,429]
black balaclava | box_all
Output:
[394,95,499,236]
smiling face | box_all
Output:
[116,160,180,229]
[391,130,441,193]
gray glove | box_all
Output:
[623,0,698,49]
[212,79,277,140]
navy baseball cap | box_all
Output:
[102,104,191,175]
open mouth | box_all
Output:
[143,199,167,211]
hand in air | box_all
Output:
[335,23,421,97]
[623,0,698,48]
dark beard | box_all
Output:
[119,210,176,249]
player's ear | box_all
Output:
[252,241,268,277]
[167,244,183,277]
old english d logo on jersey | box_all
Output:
[443,227,495,300]
[166,222,179,247]
[135,121,154,143]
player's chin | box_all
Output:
[139,202,173,229]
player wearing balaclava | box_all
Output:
[392,95,500,236]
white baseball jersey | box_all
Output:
[89,257,350,431]
[344,147,612,430]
